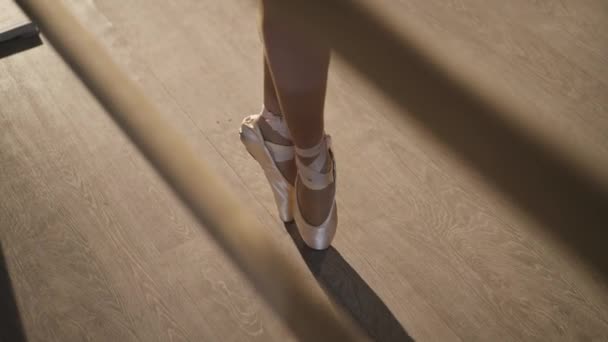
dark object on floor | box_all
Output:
[0,21,41,59]
[0,21,38,42]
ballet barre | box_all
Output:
[13,0,608,340]
[14,0,367,341]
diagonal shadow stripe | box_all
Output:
[285,222,414,342]
[0,244,28,342]
[269,0,608,279]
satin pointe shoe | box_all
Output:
[293,135,337,250]
[239,107,295,222]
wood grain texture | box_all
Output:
[1,0,607,341]
[0,1,28,31]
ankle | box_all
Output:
[296,135,333,175]
[259,106,292,145]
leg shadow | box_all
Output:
[0,244,28,342]
[285,222,414,342]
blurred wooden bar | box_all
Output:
[12,0,366,341]
[1,0,607,340]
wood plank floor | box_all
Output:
[1,0,607,341]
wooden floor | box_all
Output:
[1,0,607,341]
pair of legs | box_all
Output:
[257,1,334,226]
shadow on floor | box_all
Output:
[0,244,27,342]
[0,34,42,60]
[273,1,608,279]
[285,222,414,342]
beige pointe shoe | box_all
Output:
[239,107,295,222]
[293,135,337,250]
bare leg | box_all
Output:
[263,60,282,116]
[258,59,297,185]
[260,2,334,226]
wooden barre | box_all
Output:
[13,0,367,341]
[14,0,608,339]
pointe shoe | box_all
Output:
[294,135,337,250]
[239,108,295,222]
